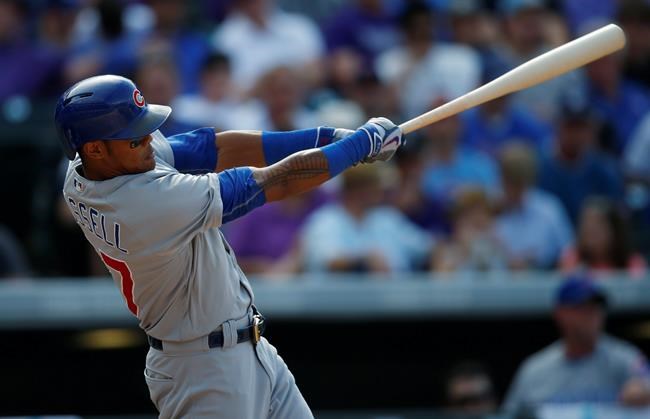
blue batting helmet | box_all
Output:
[54,75,171,160]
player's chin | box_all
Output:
[142,150,156,169]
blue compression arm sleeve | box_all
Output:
[218,167,266,224]
[262,127,336,165]
[321,129,371,177]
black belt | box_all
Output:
[147,313,265,351]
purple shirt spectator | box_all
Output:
[0,41,62,100]
[224,189,329,270]
[323,0,400,66]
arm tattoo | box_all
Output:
[253,149,329,192]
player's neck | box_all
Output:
[563,338,598,360]
[80,161,123,181]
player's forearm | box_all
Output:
[215,127,339,172]
[252,149,330,202]
[253,127,374,202]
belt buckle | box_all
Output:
[252,315,262,345]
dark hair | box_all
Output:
[399,1,434,30]
[618,0,650,24]
[201,52,231,74]
[96,0,124,40]
[578,197,632,268]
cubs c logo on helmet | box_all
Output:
[133,89,145,107]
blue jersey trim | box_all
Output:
[218,167,267,224]
[167,127,217,174]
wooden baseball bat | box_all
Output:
[398,24,626,135]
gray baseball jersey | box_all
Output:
[63,129,313,418]
[62,130,253,341]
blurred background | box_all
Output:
[2,0,650,418]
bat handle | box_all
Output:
[398,96,470,135]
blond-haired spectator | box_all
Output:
[495,142,573,269]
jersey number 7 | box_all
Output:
[100,252,139,317]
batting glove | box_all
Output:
[360,117,404,163]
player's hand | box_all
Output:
[360,117,404,163]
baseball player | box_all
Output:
[54,75,403,418]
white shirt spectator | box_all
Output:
[212,10,324,92]
[624,111,650,179]
[172,94,242,131]
[375,43,481,118]
[300,204,434,273]
[495,189,573,269]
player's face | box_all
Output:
[554,303,604,345]
[104,134,156,174]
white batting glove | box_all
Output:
[360,117,404,163]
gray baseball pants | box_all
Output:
[144,312,313,418]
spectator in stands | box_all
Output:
[390,137,444,233]
[495,0,585,123]
[617,0,650,89]
[537,98,624,224]
[211,0,325,96]
[39,0,79,51]
[459,96,553,158]
[133,45,197,136]
[584,39,650,155]
[231,66,319,131]
[374,1,481,119]
[0,225,29,278]
[145,0,209,94]
[0,0,63,100]
[624,111,650,184]
[495,143,573,270]
[560,0,616,36]
[63,0,144,84]
[300,164,434,274]
[323,0,399,69]
[448,0,503,79]
[445,361,497,415]
[346,71,398,125]
[172,52,241,131]
[431,188,507,272]
[224,189,329,276]
[419,105,500,221]
[504,275,650,412]
[560,198,646,277]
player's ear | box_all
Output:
[81,140,107,160]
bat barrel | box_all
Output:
[399,24,626,135]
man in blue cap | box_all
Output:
[504,274,650,413]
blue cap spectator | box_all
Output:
[555,274,607,307]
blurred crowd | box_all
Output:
[1,0,650,280]
[1,0,650,414]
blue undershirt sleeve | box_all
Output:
[218,167,267,224]
[167,128,217,174]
